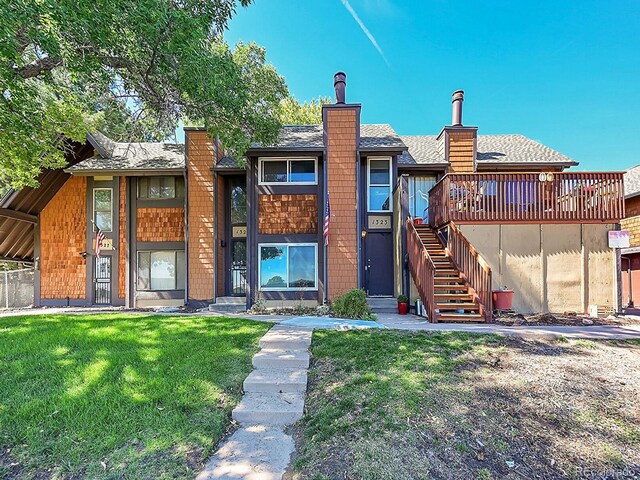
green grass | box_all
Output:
[0,313,272,479]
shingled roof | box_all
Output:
[248,124,405,151]
[66,132,185,174]
[624,164,640,199]
[398,134,578,168]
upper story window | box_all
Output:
[138,176,185,200]
[93,188,113,232]
[367,157,392,212]
[259,158,317,185]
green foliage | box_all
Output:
[397,294,409,303]
[0,0,288,189]
[279,96,331,124]
[0,313,272,478]
[330,289,376,320]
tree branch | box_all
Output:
[14,56,62,79]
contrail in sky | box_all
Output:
[339,0,390,66]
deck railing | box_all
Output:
[429,172,625,228]
[446,222,492,322]
[406,218,438,323]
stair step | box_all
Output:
[243,368,307,393]
[436,302,479,311]
[434,285,468,291]
[259,330,312,350]
[434,278,465,284]
[232,392,304,425]
[253,349,310,369]
[438,313,485,322]
[434,293,474,300]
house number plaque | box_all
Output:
[368,215,391,230]
[92,237,113,250]
[232,226,247,238]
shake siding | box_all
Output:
[258,194,317,234]
[187,132,215,300]
[447,131,475,173]
[40,176,87,299]
[326,108,359,298]
[118,176,126,299]
[136,207,184,242]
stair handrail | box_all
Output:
[445,221,493,322]
[406,217,439,323]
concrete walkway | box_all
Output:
[196,324,312,480]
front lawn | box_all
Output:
[0,313,271,479]
[293,330,640,480]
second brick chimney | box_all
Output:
[438,90,478,173]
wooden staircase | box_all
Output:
[414,224,484,322]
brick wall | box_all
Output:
[621,214,640,247]
[40,176,87,299]
[258,194,317,234]
[118,176,126,299]
[186,131,215,300]
[447,129,476,173]
[136,207,184,242]
[325,107,359,299]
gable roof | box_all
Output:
[398,134,578,168]
[624,164,640,199]
[66,133,185,175]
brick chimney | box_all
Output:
[322,72,361,300]
[437,90,478,173]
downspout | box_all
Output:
[213,136,220,303]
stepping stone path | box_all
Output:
[197,325,312,480]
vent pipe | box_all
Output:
[334,72,346,104]
[451,90,464,126]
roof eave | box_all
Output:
[246,147,324,156]
[359,147,406,155]
[398,162,450,170]
[476,160,579,169]
[65,168,185,176]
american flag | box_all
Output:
[323,194,330,246]
[95,227,105,258]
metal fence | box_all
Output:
[0,268,34,309]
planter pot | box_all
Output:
[413,218,423,225]
[398,302,409,315]
[492,290,514,310]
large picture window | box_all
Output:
[259,158,317,185]
[408,175,437,220]
[137,251,185,290]
[93,188,113,232]
[138,176,185,200]
[368,157,392,212]
[259,244,317,290]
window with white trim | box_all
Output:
[137,251,185,291]
[259,158,317,185]
[367,157,392,212]
[93,188,113,231]
[259,244,317,290]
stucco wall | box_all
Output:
[460,223,618,313]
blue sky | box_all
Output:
[204,0,640,171]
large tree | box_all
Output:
[279,96,331,125]
[0,0,288,189]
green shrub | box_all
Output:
[330,289,376,321]
[397,294,409,303]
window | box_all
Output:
[93,188,113,231]
[259,158,317,184]
[368,157,392,212]
[137,251,185,290]
[408,175,437,220]
[230,183,247,224]
[259,244,317,290]
[138,176,185,199]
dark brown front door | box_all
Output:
[365,232,394,296]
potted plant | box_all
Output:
[492,287,514,311]
[397,294,409,315]
[413,218,423,225]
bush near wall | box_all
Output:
[331,289,376,321]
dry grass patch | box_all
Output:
[290,330,640,480]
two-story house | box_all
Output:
[0,73,624,321]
